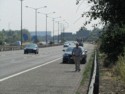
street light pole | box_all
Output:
[38,12,55,44]
[60,22,64,43]
[26,6,47,43]
[58,21,60,43]
[63,24,65,41]
[45,12,56,44]
[20,0,23,48]
[52,16,61,43]
[63,20,69,41]
[53,18,55,43]
[57,20,64,43]
[60,23,63,42]
[35,9,38,42]
[46,14,48,44]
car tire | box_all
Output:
[62,61,65,64]
[68,59,74,64]
[35,51,38,54]
[62,60,67,64]
[36,51,38,54]
[24,51,27,54]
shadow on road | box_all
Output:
[60,62,74,64]
[60,62,86,65]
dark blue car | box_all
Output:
[24,43,39,54]
[62,46,87,64]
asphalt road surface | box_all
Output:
[0,43,94,94]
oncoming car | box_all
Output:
[62,46,87,64]
[24,43,39,54]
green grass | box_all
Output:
[76,92,80,94]
[81,54,94,85]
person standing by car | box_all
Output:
[72,43,82,72]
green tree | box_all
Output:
[86,28,101,42]
[1,29,31,44]
[100,26,125,66]
[0,32,4,45]
[78,0,125,26]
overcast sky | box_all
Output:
[0,0,95,35]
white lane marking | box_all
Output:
[0,57,62,82]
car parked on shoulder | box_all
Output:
[24,43,39,54]
[62,46,87,64]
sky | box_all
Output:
[0,0,96,35]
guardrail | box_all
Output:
[87,50,99,94]
[0,44,61,52]
[0,46,21,51]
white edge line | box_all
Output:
[0,57,62,82]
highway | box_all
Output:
[0,43,94,94]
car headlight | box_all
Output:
[82,52,85,55]
[24,48,27,50]
[33,47,37,50]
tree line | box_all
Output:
[0,29,31,45]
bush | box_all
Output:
[115,51,125,83]
[100,25,125,66]
[0,40,4,45]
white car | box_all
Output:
[63,43,70,51]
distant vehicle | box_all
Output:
[24,43,39,54]
[16,41,21,46]
[79,42,83,47]
[62,46,87,64]
[63,43,70,51]
[77,39,84,47]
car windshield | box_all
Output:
[26,44,37,48]
[64,45,69,47]
[65,47,74,52]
